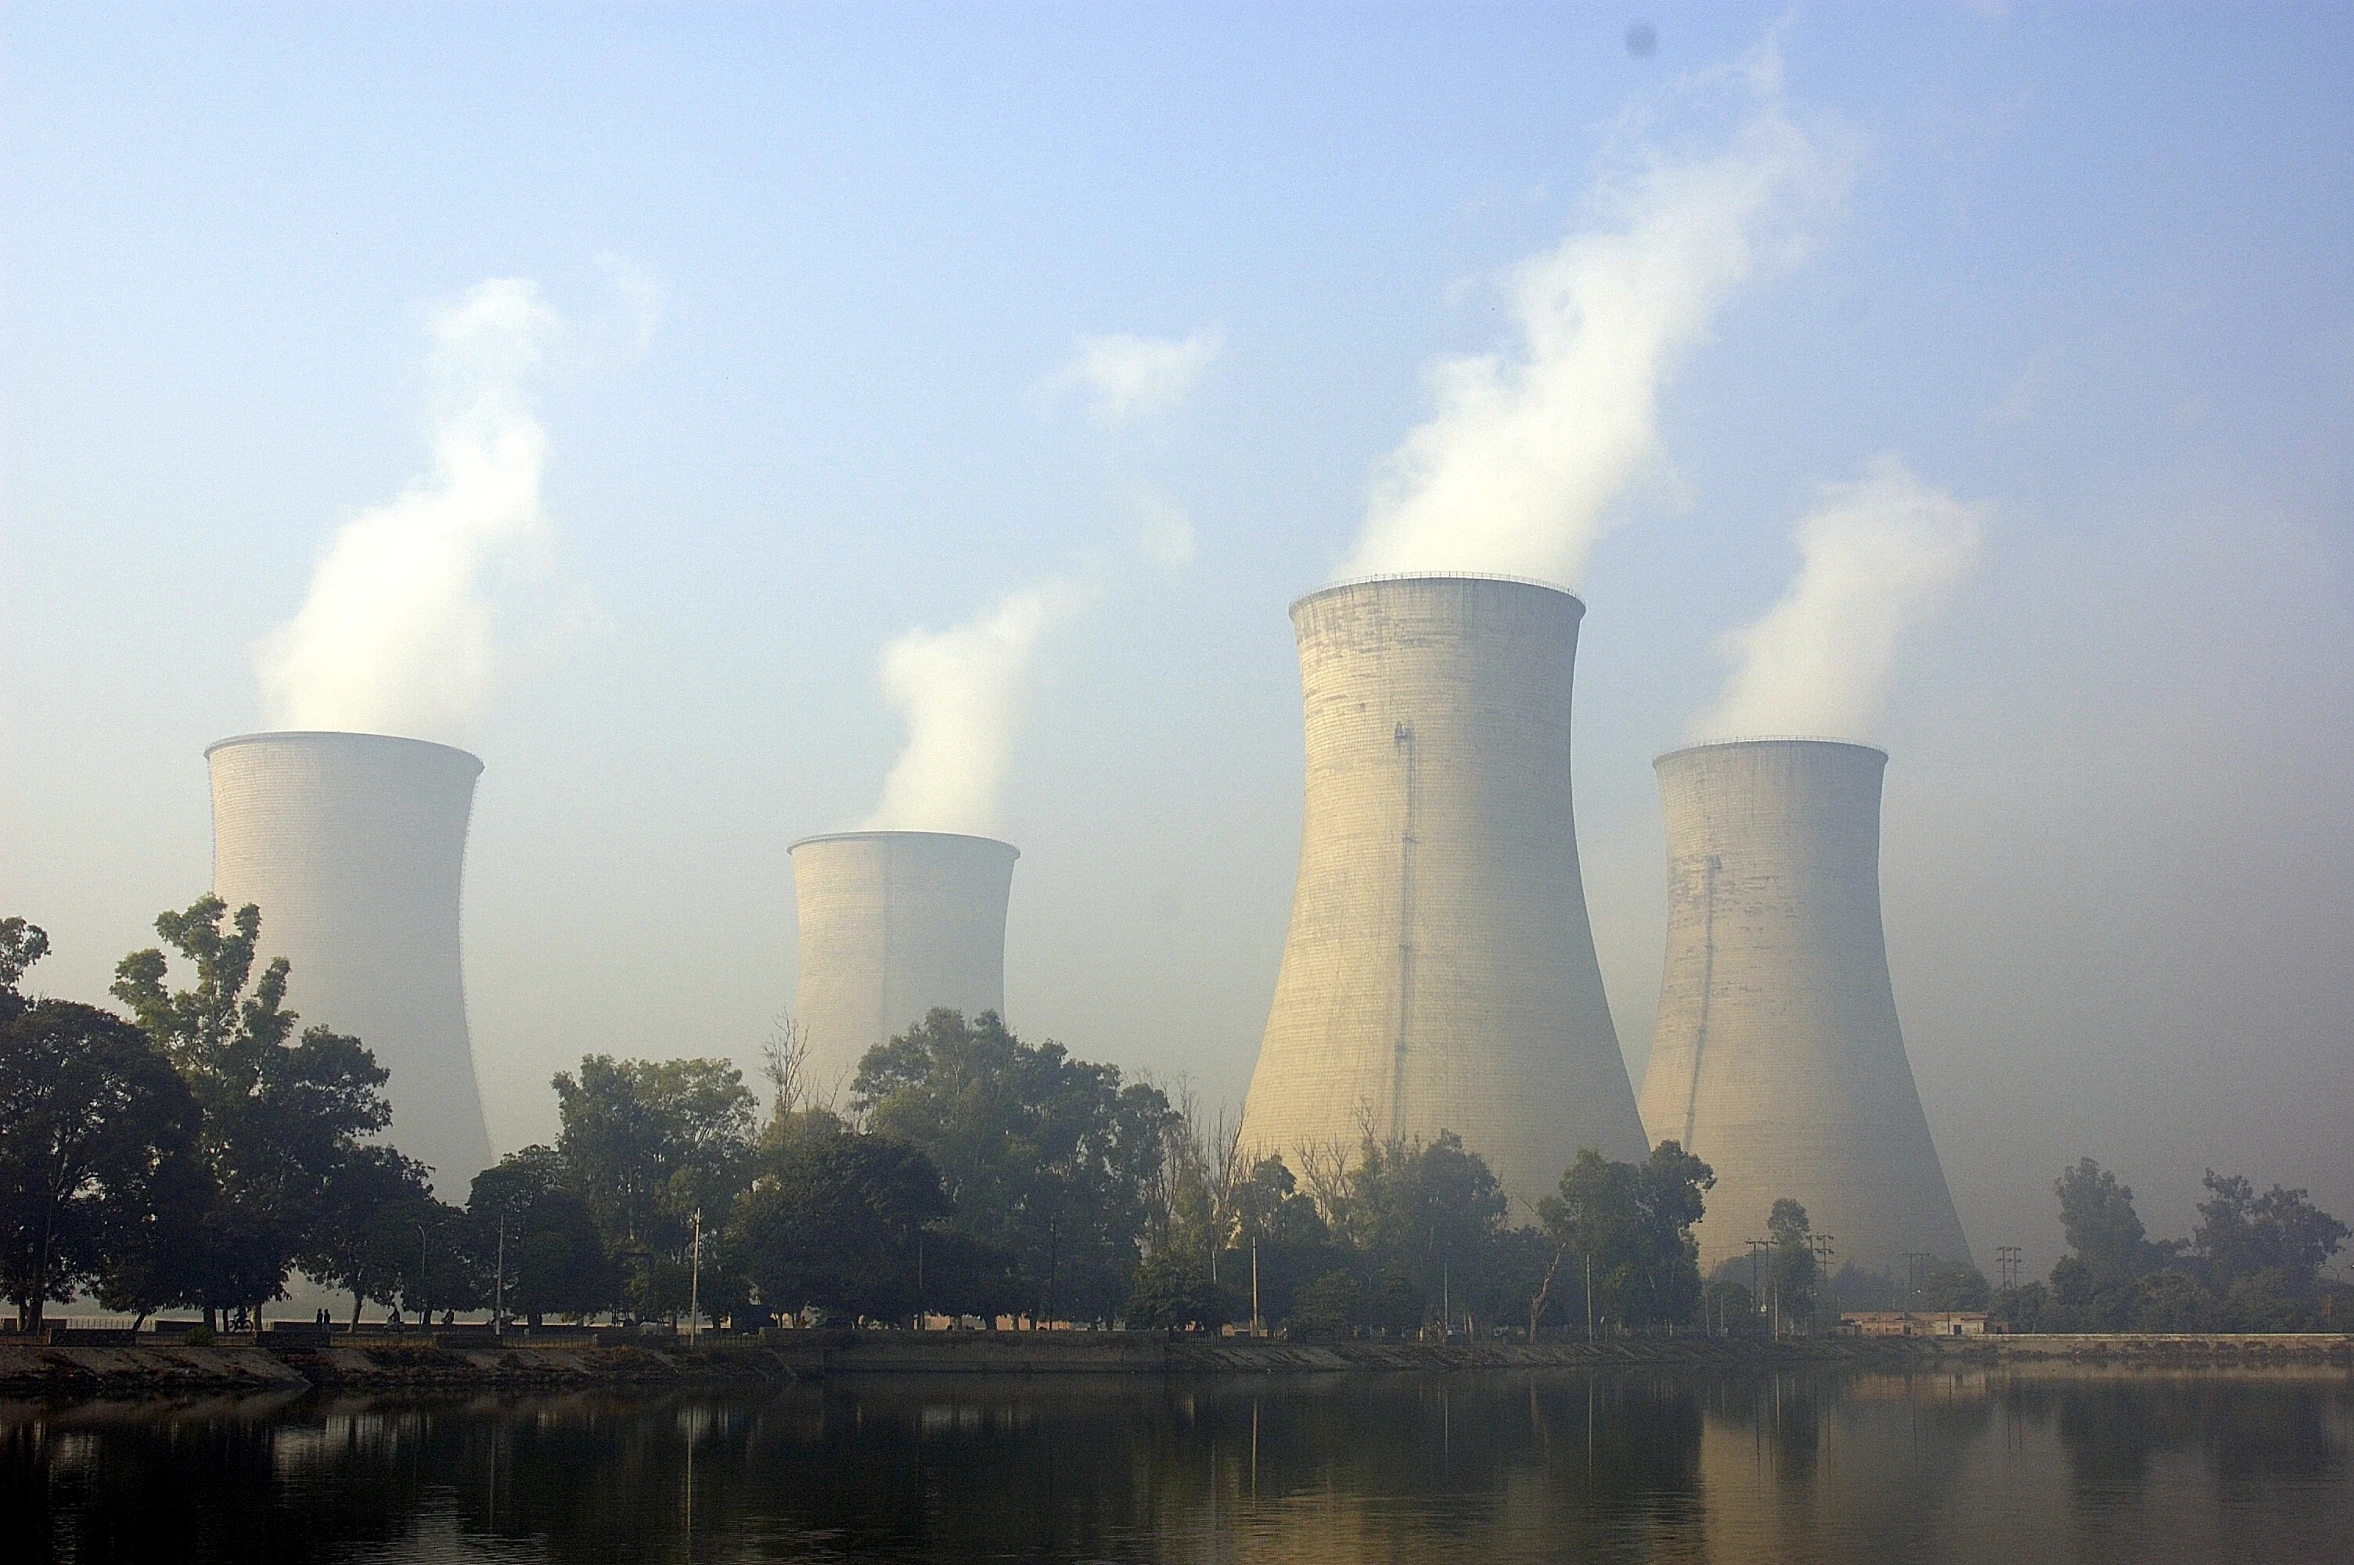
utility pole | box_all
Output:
[689,1209,703,1345]
[1747,1239,1770,1335]
[416,1222,430,1332]
[1903,1250,1931,1315]
[1252,1242,1262,1338]
[1584,1252,1594,1344]
[494,1217,507,1339]
[1810,1235,1836,1335]
[1995,1246,2023,1293]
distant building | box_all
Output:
[1840,1311,1990,1337]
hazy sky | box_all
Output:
[5,4,2350,1278]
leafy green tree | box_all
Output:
[1286,1268,1363,1339]
[1700,1276,1758,1337]
[552,1054,756,1321]
[114,897,395,1329]
[2129,1268,2218,1331]
[0,918,51,1005]
[300,1145,437,1325]
[2044,1158,2189,1329]
[855,1009,1174,1321]
[1217,1155,1341,1328]
[1123,1247,1242,1331]
[0,997,205,1330]
[1912,1256,1992,1311]
[1539,1142,1715,1335]
[468,1146,615,1326]
[1764,1199,1818,1332]
[1332,1132,1508,1329]
[2191,1170,2347,1299]
[1990,1279,2049,1333]
[725,1110,960,1321]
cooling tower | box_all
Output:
[206,731,493,1195]
[787,831,1019,1099]
[1238,575,1648,1213]
[1638,739,1970,1277]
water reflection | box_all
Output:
[4,1368,2348,1563]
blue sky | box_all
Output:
[5,3,2351,1272]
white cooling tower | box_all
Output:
[1238,575,1648,1213]
[1637,739,1971,1277]
[787,831,1019,1099]
[206,731,493,1194]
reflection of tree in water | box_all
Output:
[5,1370,2351,1562]
[2006,1374,2351,1497]
[1692,1370,1995,1560]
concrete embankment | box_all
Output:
[1908,1332,2352,1367]
[4,1330,2345,1398]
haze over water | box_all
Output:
[11,1371,2351,1563]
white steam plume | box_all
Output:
[254,278,564,744]
[1344,50,1843,585]
[1688,456,1985,743]
[1046,331,1222,428]
[862,579,1088,835]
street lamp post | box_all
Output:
[688,1209,703,1346]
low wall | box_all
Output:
[1915,1332,2353,1366]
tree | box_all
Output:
[0,918,51,1006]
[1123,1248,1242,1331]
[1286,1269,1363,1339]
[1764,1199,1818,1333]
[114,896,395,1329]
[2055,1159,2178,1285]
[1218,1155,1340,1328]
[552,1054,757,1321]
[1912,1256,1992,1311]
[1332,1132,1509,1330]
[0,998,205,1330]
[1539,1142,1715,1335]
[855,1009,1175,1321]
[2191,1170,2347,1295]
[725,1111,959,1321]
[300,1145,437,1325]
[468,1146,615,1326]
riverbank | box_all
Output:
[4,1329,2346,1398]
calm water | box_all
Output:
[7,1368,2351,1563]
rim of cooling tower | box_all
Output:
[205,730,483,772]
[787,830,1020,859]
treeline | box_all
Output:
[10,903,2342,1338]
[2,901,1733,1336]
[1990,1157,2350,1333]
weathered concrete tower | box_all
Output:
[1239,576,1648,1212]
[207,731,493,1194]
[788,830,1019,1100]
[1638,739,1970,1276]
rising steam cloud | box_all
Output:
[254,279,564,744]
[862,579,1087,836]
[1688,456,1984,743]
[1344,51,1843,585]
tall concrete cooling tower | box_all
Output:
[1238,576,1648,1213]
[1637,739,1970,1277]
[206,731,493,1194]
[788,831,1019,1099]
